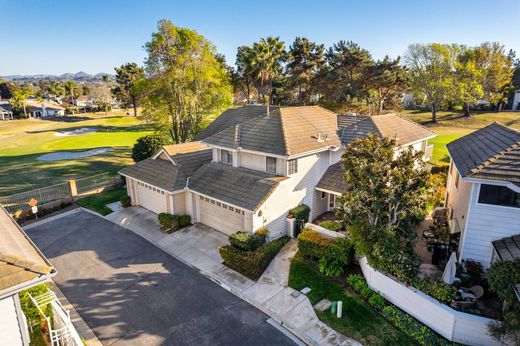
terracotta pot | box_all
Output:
[287,214,294,219]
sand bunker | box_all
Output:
[38,147,112,161]
[54,127,97,136]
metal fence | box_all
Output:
[0,172,121,213]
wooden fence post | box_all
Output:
[68,180,78,199]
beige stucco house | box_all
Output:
[120,105,436,239]
[445,122,520,269]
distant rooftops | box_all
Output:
[447,122,520,186]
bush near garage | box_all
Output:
[220,235,289,280]
[157,213,191,233]
[254,226,269,239]
[229,232,266,251]
[178,214,191,228]
[120,195,131,208]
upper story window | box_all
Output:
[221,149,233,164]
[288,159,298,175]
[478,184,520,208]
[266,156,277,174]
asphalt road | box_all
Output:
[26,210,295,346]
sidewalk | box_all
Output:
[106,206,361,346]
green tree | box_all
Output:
[234,45,255,103]
[404,43,459,123]
[337,134,431,280]
[474,42,514,110]
[454,47,484,117]
[370,56,410,114]
[317,41,375,114]
[114,63,145,116]
[64,80,80,115]
[143,20,232,143]
[131,133,171,162]
[286,37,325,105]
[249,36,286,115]
[10,88,31,117]
[0,79,18,99]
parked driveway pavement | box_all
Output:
[25,209,295,346]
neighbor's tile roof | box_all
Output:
[316,162,348,194]
[193,105,275,141]
[188,162,284,210]
[203,106,341,156]
[0,206,54,293]
[337,114,436,146]
[492,234,520,261]
[25,100,65,111]
[447,123,520,185]
[119,148,212,192]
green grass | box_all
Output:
[29,328,47,346]
[76,187,127,215]
[289,253,414,346]
[0,113,153,196]
[400,110,520,166]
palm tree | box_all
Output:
[64,81,78,115]
[250,36,286,115]
[102,75,111,115]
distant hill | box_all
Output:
[2,72,115,83]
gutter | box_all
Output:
[0,272,56,301]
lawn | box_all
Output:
[0,112,153,196]
[288,253,414,346]
[76,187,127,215]
[401,110,520,166]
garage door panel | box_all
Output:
[198,196,244,235]
[135,181,167,214]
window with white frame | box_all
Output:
[221,149,233,164]
[266,156,277,174]
[321,191,327,199]
[288,159,298,175]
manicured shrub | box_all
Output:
[255,226,269,239]
[411,279,457,304]
[297,229,333,259]
[178,214,191,227]
[368,293,385,311]
[346,274,367,293]
[120,195,131,208]
[220,237,289,280]
[318,237,355,277]
[158,213,175,227]
[131,133,170,162]
[319,220,340,232]
[229,232,266,251]
[288,204,310,222]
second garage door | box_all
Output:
[198,196,245,235]
[135,181,168,214]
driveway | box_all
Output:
[25,210,295,346]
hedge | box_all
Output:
[297,229,334,259]
[157,213,191,233]
[229,232,265,251]
[319,220,340,232]
[220,237,289,280]
[289,204,310,222]
[120,195,131,208]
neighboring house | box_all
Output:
[73,95,94,109]
[445,122,520,269]
[0,206,56,345]
[513,89,520,111]
[120,105,436,239]
[0,101,14,120]
[26,100,65,117]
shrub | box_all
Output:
[346,274,368,293]
[158,213,175,227]
[319,220,340,232]
[463,259,484,284]
[19,283,52,326]
[297,229,333,259]
[255,226,269,239]
[368,293,385,311]
[382,306,451,345]
[318,237,355,277]
[229,232,266,251]
[120,195,131,208]
[411,279,457,304]
[131,133,170,162]
[288,204,310,222]
[220,237,289,280]
[486,259,520,302]
[178,214,191,228]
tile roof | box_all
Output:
[446,123,520,185]
[193,105,275,141]
[119,148,212,192]
[0,206,54,293]
[203,106,341,156]
[316,162,349,194]
[161,141,210,156]
[492,234,520,261]
[188,162,283,210]
[25,100,65,111]
[337,113,437,146]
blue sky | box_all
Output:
[1,0,519,75]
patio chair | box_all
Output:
[458,285,484,301]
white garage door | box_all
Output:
[135,180,167,214]
[198,195,245,235]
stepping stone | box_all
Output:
[300,287,312,295]
[314,299,332,312]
